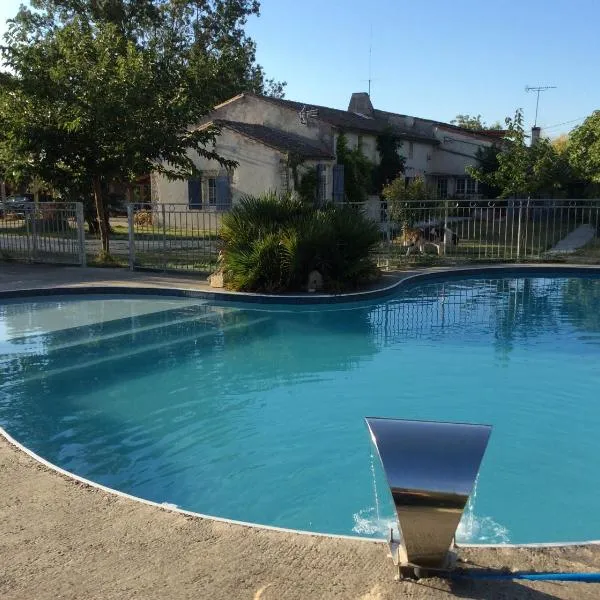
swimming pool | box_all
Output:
[1,273,600,544]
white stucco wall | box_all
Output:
[429,127,492,176]
[332,131,379,164]
[213,95,333,148]
[401,141,431,179]
[155,128,285,211]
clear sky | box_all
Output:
[2,0,598,136]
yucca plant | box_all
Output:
[220,192,380,292]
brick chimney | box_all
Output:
[530,126,541,146]
[348,92,374,117]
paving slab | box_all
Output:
[549,225,596,253]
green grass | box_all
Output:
[109,224,218,240]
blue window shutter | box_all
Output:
[216,174,231,211]
[332,164,344,203]
[188,178,202,209]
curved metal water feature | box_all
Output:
[365,417,492,575]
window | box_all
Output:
[188,178,202,209]
[466,178,477,195]
[357,135,363,150]
[456,177,477,197]
[207,177,217,206]
[408,142,414,159]
[437,178,448,199]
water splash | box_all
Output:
[456,476,510,544]
[354,474,510,544]
[352,506,400,538]
[370,451,382,522]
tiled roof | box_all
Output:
[259,96,439,143]
[209,93,504,147]
[261,96,510,144]
[214,120,335,160]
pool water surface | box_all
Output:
[1,275,600,544]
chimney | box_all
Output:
[530,126,541,146]
[348,92,374,117]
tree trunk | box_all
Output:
[92,176,110,255]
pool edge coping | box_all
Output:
[1,263,600,304]
[3,262,600,550]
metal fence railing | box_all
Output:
[358,198,600,268]
[126,203,221,273]
[1,199,598,273]
[0,201,86,266]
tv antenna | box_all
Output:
[525,85,557,127]
[368,25,373,96]
[299,105,318,125]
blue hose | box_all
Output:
[452,571,600,583]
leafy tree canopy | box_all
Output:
[468,109,574,198]
[568,111,600,184]
[0,0,284,254]
[451,113,503,131]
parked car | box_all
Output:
[0,195,34,217]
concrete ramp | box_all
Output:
[549,224,596,254]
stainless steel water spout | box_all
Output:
[365,417,492,573]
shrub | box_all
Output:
[220,192,381,292]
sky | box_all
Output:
[1,0,598,137]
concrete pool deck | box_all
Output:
[2,262,600,599]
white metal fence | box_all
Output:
[0,202,86,266]
[126,203,221,272]
[368,198,600,267]
[1,199,598,273]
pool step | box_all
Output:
[5,316,270,384]
[5,305,234,353]
[37,312,226,354]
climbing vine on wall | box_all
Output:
[335,132,374,203]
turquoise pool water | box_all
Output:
[1,275,600,544]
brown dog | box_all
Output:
[402,225,459,256]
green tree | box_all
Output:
[382,175,432,229]
[451,114,503,131]
[335,133,374,203]
[473,144,502,198]
[0,0,284,256]
[372,128,405,193]
[568,111,600,184]
[468,109,572,199]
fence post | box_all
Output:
[76,202,86,267]
[127,203,135,271]
[162,204,167,271]
[30,208,37,262]
[516,201,522,261]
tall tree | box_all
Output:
[568,111,600,184]
[468,109,572,199]
[0,0,284,255]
